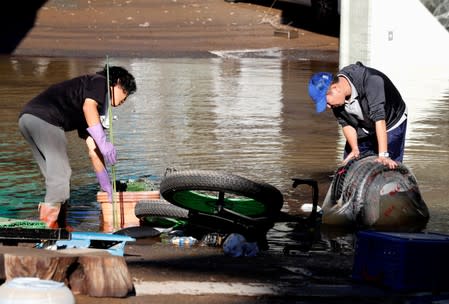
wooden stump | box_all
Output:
[0,246,134,298]
[4,253,76,282]
[69,255,134,297]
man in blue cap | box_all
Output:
[308,61,407,169]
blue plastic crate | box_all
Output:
[352,231,449,292]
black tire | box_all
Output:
[113,226,162,238]
[135,200,189,220]
[324,155,429,229]
[160,170,284,219]
[135,198,273,245]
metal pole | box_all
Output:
[106,55,119,230]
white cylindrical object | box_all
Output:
[0,277,75,304]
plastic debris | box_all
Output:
[201,233,227,247]
[222,233,259,257]
[169,236,198,247]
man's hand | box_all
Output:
[342,149,360,165]
[376,156,398,169]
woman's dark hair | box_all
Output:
[98,65,137,95]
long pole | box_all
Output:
[106,56,119,230]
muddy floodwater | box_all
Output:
[0,53,448,251]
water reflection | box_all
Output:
[0,54,448,250]
[388,65,449,234]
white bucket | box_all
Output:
[0,277,75,304]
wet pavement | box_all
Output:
[72,238,449,303]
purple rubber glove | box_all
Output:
[96,168,113,202]
[87,123,117,165]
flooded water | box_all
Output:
[0,53,448,252]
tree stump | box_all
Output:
[4,253,76,282]
[0,246,134,298]
[69,255,134,297]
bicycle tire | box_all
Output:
[135,198,273,242]
[135,200,189,220]
[160,170,283,218]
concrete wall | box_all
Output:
[339,0,449,73]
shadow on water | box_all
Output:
[0,0,47,54]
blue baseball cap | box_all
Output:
[308,72,333,113]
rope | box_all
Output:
[106,55,119,230]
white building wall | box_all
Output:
[339,0,449,74]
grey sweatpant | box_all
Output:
[18,114,71,204]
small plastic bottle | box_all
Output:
[160,230,184,245]
[170,236,198,247]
